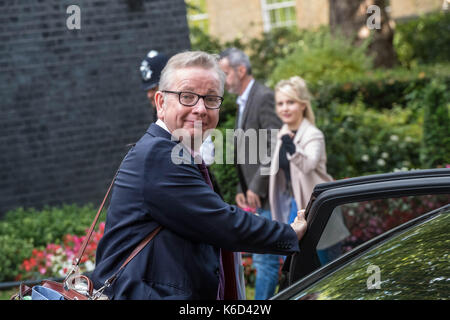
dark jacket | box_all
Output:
[235,80,282,209]
[91,123,299,299]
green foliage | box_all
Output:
[0,204,100,282]
[419,80,450,168]
[210,116,239,204]
[245,28,305,82]
[0,204,99,248]
[0,235,34,283]
[189,26,224,54]
[312,65,450,110]
[269,28,373,87]
[394,11,450,67]
[316,98,423,179]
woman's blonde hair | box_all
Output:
[275,76,315,125]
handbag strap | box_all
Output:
[69,144,163,281]
[71,169,118,269]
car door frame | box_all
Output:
[273,203,450,300]
[281,169,450,290]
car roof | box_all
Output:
[311,168,450,199]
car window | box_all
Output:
[316,194,450,266]
[293,211,449,300]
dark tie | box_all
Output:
[197,161,214,189]
[197,162,238,300]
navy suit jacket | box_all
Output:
[91,123,299,299]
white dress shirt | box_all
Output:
[236,79,255,129]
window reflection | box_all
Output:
[316,194,450,266]
[296,212,450,300]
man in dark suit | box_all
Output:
[219,48,283,299]
[91,51,307,300]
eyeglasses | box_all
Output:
[162,90,223,109]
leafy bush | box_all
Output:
[245,27,306,82]
[0,204,101,282]
[394,11,450,67]
[419,79,450,168]
[316,98,422,179]
[269,28,373,87]
[312,64,449,110]
[0,204,99,248]
[0,235,34,283]
[210,116,239,204]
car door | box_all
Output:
[274,204,450,300]
[280,168,450,289]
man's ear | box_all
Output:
[154,91,165,120]
[237,64,247,79]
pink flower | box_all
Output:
[242,206,256,213]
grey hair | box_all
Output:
[219,47,252,75]
[159,51,226,95]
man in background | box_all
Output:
[219,48,283,299]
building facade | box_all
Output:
[187,0,445,42]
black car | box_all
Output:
[273,168,450,300]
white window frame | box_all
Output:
[261,0,297,32]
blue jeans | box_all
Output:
[252,208,280,300]
[287,197,298,224]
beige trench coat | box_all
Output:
[269,119,350,249]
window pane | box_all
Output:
[316,194,450,266]
[263,0,297,30]
[294,211,450,300]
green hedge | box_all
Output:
[394,11,450,67]
[316,99,422,179]
[312,65,450,111]
[0,204,101,282]
[419,79,450,168]
[268,28,373,88]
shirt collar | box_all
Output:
[155,119,171,133]
[155,119,203,162]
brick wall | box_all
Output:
[0,0,190,216]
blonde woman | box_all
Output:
[269,76,349,264]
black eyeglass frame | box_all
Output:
[162,90,224,109]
